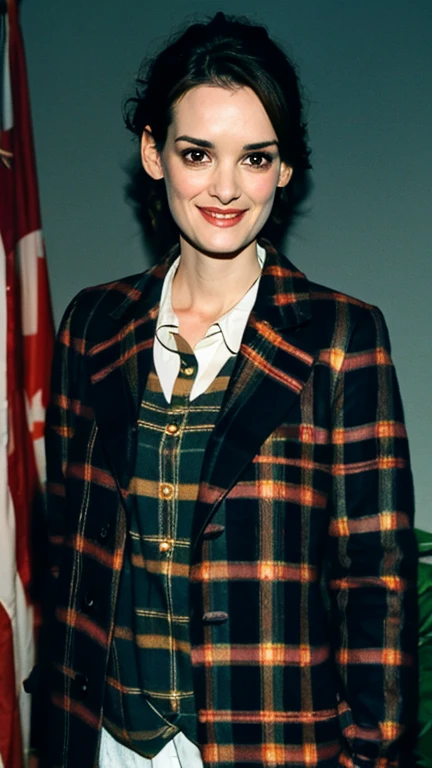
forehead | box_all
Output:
[170,85,276,141]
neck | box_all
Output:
[171,237,261,322]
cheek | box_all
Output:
[247,171,280,204]
[163,163,205,203]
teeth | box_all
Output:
[205,210,241,219]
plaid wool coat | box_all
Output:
[32,240,417,768]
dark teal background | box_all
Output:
[20,0,432,531]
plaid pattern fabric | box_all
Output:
[32,239,417,768]
[103,349,235,756]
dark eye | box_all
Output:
[183,149,209,164]
[244,152,274,168]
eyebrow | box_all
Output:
[174,135,279,151]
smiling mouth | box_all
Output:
[201,209,244,219]
[197,207,248,227]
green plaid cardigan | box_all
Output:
[104,351,236,755]
[32,239,417,768]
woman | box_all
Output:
[33,12,417,768]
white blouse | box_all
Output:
[153,243,266,402]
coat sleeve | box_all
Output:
[45,293,84,587]
[326,306,418,768]
[25,293,84,754]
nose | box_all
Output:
[208,161,241,204]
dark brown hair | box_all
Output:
[124,12,311,247]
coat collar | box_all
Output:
[106,238,312,332]
[249,238,312,330]
[87,239,317,535]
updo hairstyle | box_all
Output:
[123,12,311,246]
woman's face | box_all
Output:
[141,84,292,257]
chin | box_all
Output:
[184,230,256,258]
[183,220,263,256]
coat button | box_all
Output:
[202,523,225,540]
[202,611,229,625]
[75,674,89,699]
[82,592,95,612]
[159,540,172,553]
[98,523,111,542]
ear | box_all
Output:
[277,162,293,188]
[141,126,164,180]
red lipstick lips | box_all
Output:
[197,206,247,228]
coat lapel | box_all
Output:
[86,249,179,489]
[192,240,317,546]
[85,239,317,531]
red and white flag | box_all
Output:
[0,1,54,766]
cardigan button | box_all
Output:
[166,423,179,436]
[160,483,174,500]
